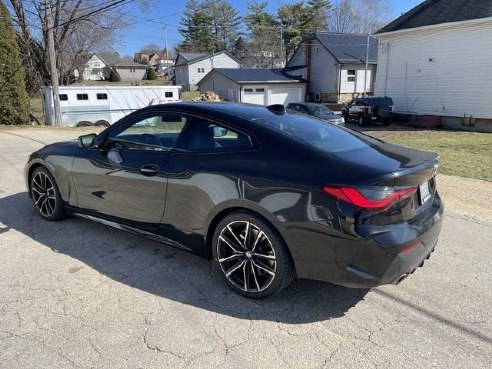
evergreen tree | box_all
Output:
[204,0,242,51]
[147,67,157,80]
[109,67,121,82]
[244,2,280,67]
[178,0,215,52]
[0,1,30,125]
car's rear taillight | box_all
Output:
[322,186,417,211]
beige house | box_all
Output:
[112,61,147,81]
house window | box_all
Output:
[59,94,68,101]
[244,88,254,93]
[130,67,135,73]
[197,67,205,73]
[165,92,173,98]
[97,93,108,100]
[76,94,88,100]
[347,69,356,82]
[255,88,265,92]
[314,47,319,54]
[94,62,100,67]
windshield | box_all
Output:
[308,105,333,116]
[259,113,379,153]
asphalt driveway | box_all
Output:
[0,128,491,368]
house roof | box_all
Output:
[175,51,240,66]
[300,32,378,64]
[112,60,146,68]
[98,52,120,66]
[199,68,306,85]
[377,0,492,34]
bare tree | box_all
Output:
[7,0,144,93]
[327,0,392,34]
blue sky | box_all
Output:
[118,0,423,56]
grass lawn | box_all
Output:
[181,91,200,101]
[367,129,492,182]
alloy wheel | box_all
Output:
[217,221,277,293]
[31,171,57,217]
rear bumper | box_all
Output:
[280,194,444,288]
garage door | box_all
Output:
[270,87,301,105]
[242,87,266,105]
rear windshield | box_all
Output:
[258,113,379,153]
[308,105,334,115]
[367,97,393,106]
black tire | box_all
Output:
[358,115,367,127]
[29,166,66,221]
[95,120,110,127]
[342,111,349,122]
[212,211,295,299]
[76,121,93,127]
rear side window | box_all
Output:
[77,94,88,100]
[187,120,253,152]
[59,94,68,101]
[260,113,378,153]
[165,91,173,98]
[96,93,108,100]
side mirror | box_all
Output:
[77,133,97,148]
[212,126,227,138]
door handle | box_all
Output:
[140,164,159,176]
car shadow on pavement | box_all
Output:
[1,192,369,323]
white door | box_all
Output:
[242,86,266,105]
[270,87,301,106]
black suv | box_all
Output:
[342,96,394,126]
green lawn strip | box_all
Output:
[369,130,492,182]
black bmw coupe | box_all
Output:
[25,102,443,298]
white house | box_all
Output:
[174,51,240,91]
[375,0,492,132]
[81,54,111,81]
[285,32,378,103]
[197,68,306,106]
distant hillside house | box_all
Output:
[198,68,306,106]
[174,51,240,91]
[285,32,378,103]
[112,61,147,81]
[375,0,492,132]
[81,54,111,81]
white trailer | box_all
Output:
[42,85,182,127]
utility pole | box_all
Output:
[280,26,284,67]
[45,0,61,126]
[363,34,370,97]
[163,25,169,61]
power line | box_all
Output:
[54,0,135,29]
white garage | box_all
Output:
[198,68,306,106]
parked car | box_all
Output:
[342,96,394,126]
[25,102,443,299]
[286,102,344,125]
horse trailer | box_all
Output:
[42,85,181,127]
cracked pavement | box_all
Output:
[0,128,491,369]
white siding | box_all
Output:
[198,72,240,101]
[175,65,189,87]
[184,53,240,89]
[339,64,375,94]
[375,18,492,119]
[310,41,339,94]
[82,55,110,81]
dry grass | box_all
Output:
[181,91,200,101]
[366,129,492,182]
